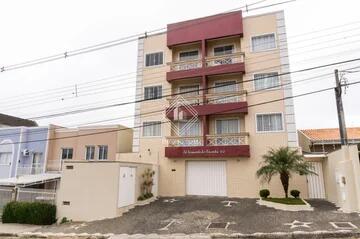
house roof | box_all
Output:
[0,173,61,187]
[0,113,37,127]
[299,127,360,142]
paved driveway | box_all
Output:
[38,197,360,235]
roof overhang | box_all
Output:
[0,173,61,187]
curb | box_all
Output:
[211,230,360,238]
[0,230,359,238]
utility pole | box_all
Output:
[334,69,348,145]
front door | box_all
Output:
[306,162,326,198]
[118,167,136,208]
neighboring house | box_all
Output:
[0,126,49,179]
[0,113,37,128]
[50,125,156,222]
[46,125,133,171]
[298,127,360,154]
[298,128,360,212]
[119,10,305,198]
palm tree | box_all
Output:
[256,147,315,198]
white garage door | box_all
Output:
[186,161,227,196]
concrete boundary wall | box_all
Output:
[322,145,360,212]
[56,161,158,222]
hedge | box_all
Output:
[2,201,56,225]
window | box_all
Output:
[61,148,73,160]
[85,146,95,160]
[216,119,240,134]
[145,52,163,67]
[98,145,108,160]
[0,152,11,165]
[251,33,276,52]
[214,45,234,56]
[256,113,283,132]
[179,50,199,61]
[143,121,161,137]
[254,73,280,91]
[144,86,162,100]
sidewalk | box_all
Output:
[0,223,41,234]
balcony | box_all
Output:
[166,90,248,119]
[167,52,245,82]
[165,133,250,158]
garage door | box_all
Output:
[186,161,227,196]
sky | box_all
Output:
[0,0,359,130]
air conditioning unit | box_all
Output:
[22,149,30,156]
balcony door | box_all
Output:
[178,120,201,146]
[213,81,238,104]
[213,45,234,65]
[215,119,240,145]
[179,85,200,105]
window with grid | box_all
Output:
[179,50,199,61]
[216,119,240,134]
[145,52,163,67]
[254,73,280,91]
[98,145,108,160]
[61,148,73,160]
[251,33,276,52]
[143,121,161,137]
[85,146,95,160]
[144,85,162,100]
[256,113,283,132]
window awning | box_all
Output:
[0,173,61,187]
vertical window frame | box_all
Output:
[253,72,281,91]
[144,51,164,67]
[142,121,162,137]
[255,112,284,133]
[144,85,163,100]
[250,33,277,53]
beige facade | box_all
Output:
[120,11,308,198]
[56,161,158,221]
[46,125,133,171]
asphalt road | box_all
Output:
[37,197,360,235]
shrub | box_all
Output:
[2,201,56,225]
[60,217,70,224]
[259,189,270,199]
[137,195,145,201]
[290,190,300,198]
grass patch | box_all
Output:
[263,197,306,205]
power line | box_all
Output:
[2,38,360,112]
[2,79,359,146]
[25,57,360,120]
[0,68,336,138]
[2,19,360,108]
[1,0,290,73]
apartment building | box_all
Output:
[121,10,307,198]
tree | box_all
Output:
[256,147,315,198]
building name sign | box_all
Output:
[183,149,226,155]
[165,145,250,158]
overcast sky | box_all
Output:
[0,0,359,130]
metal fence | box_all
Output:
[0,187,13,214]
[17,188,56,205]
